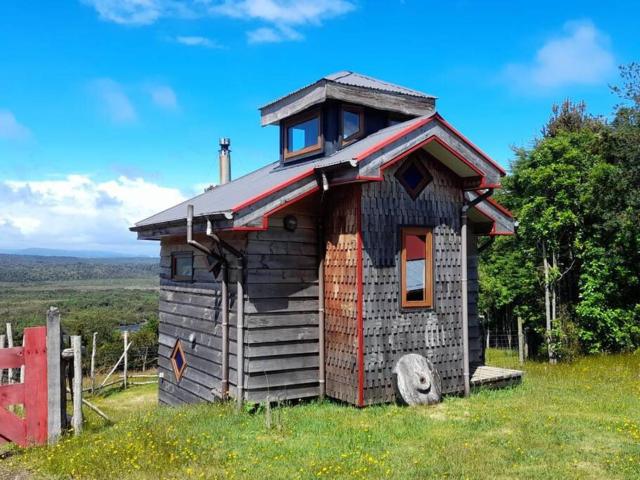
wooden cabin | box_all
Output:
[131,71,521,407]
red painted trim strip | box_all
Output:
[231,168,316,213]
[354,115,436,162]
[355,185,365,407]
[475,182,502,190]
[222,186,321,232]
[486,197,514,218]
[0,384,25,407]
[0,347,24,369]
[434,113,507,176]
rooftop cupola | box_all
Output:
[260,71,437,163]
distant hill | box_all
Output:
[0,254,158,283]
[0,248,153,258]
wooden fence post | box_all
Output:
[90,332,97,395]
[0,334,5,384]
[517,316,525,365]
[6,323,14,384]
[71,336,82,436]
[123,331,128,390]
[47,307,64,444]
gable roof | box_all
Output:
[132,113,512,237]
[260,71,436,126]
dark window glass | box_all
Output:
[342,109,361,140]
[172,253,193,281]
[287,117,319,152]
[402,163,426,190]
[174,348,184,370]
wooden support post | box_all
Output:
[71,335,82,436]
[123,331,128,390]
[46,307,64,444]
[517,317,525,365]
[97,340,132,390]
[6,323,14,384]
[20,335,26,383]
[0,334,5,384]
[90,332,97,395]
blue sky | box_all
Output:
[0,0,638,254]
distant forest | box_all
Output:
[0,254,158,282]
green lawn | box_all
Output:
[6,351,640,479]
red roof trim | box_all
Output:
[486,197,514,218]
[353,115,436,162]
[222,186,320,232]
[231,168,315,213]
[433,113,507,176]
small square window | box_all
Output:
[395,154,433,200]
[341,106,364,144]
[171,252,193,281]
[170,339,187,381]
[283,111,322,160]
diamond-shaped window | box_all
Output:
[395,154,433,200]
[170,339,187,382]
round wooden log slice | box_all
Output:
[393,354,442,406]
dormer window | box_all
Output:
[283,110,322,160]
[341,105,364,144]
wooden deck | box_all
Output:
[470,364,523,390]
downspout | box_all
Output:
[205,227,245,410]
[460,208,470,397]
[460,188,493,398]
[317,170,329,400]
[187,205,231,400]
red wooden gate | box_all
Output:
[0,326,48,446]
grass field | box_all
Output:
[4,350,640,479]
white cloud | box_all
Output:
[148,84,179,110]
[90,78,137,124]
[0,110,32,141]
[503,20,615,91]
[247,26,300,44]
[0,175,185,254]
[82,0,166,25]
[175,35,223,48]
[82,0,356,43]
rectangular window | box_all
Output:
[283,111,322,160]
[341,105,364,144]
[400,227,433,308]
[171,252,193,281]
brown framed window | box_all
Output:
[171,252,193,281]
[400,227,433,308]
[283,110,322,160]
[170,339,187,381]
[341,105,364,144]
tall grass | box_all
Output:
[6,351,640,479]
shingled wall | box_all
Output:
[360,152,469,404]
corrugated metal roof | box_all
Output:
[324,71,434,99]
[133,116,428,228]
[260,71,434,110]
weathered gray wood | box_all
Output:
[517,317,525,365]
[393,354,442,406]
[0,334,4,385]
[99,339,132,389]
[5,323,14,384]
[71,335,83,436]
[123,331,128,389]
[90,332,97,394]
[46,307,64,444]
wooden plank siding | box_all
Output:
[323,186,361,405]
[157,236,244,406]
[360,152,467,404]
[243,199,321,402]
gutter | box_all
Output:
[187,205,245,407]
[460,188,493,397]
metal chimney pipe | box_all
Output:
[219,137,231,185]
